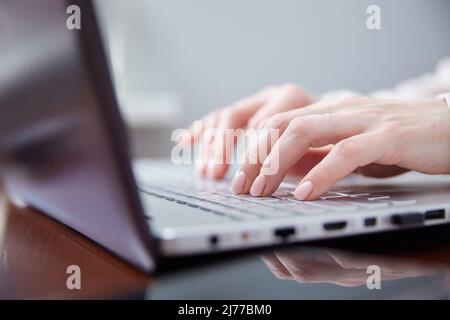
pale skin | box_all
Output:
[261,249,442,286]
[182,84,450,200]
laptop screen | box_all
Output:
[0,0,155,271]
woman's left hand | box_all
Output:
[231,96,450,200]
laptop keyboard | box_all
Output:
[134,163,417,222]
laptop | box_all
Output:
[1,0,450,273]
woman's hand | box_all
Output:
[181,84,315,180]
[262,249,441,287]
[231,96,450,200]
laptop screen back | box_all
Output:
[0,0,156,271]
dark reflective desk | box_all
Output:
[1,197,450,300]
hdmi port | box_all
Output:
[425,209,446,221]
[323,221,347,231]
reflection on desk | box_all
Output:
[152,229,450,300]
[261,248,446,288]
[0,199,149,299]
[153,247,450,300]
[2,198,450,299]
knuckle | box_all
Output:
[280,83,304,96]
[339,95,366,105]
[380,123,396,136]
[273,272,291,280]
[220,107,239,125]
[340,96,358,105]
[264,114,288,130]
[314,165,333,182]
[285,117,315,138]
[379,124,407,164]
[207,110,220,119]
[334,139,362,159]
[379,121,407,146]
[333,258,354,269]
[354,107,384,120]
[203,111,219,126]
[291,267,317,283]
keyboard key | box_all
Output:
[294,199,358,212]
[338,192,370,197]
[138,165,409,221]
[320,192,346,200]
[258,210,296,219]
[391,199,417,206]
[203,194,228,201]
[341,197,389,209]
[354,194,390,201]
[380,198,417,206]
[222,198,244,205]
[272,190,294,198]
[272,200,325,214]
[224,211,261,221]
[229,194,280,204]
[253,198,281,203]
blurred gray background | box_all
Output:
[95,0,450,157]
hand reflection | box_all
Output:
[262,249,443,287]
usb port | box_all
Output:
[323,221,347,231]
[364,217,377,227]
[274,227,296,241]
[425,209,446,221]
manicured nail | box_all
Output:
[231,171,247,194]
[294,180,314,200]
[250,174,266,197]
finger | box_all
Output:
[179,111,216,147]
[196,113,220,176]
[275,251,368,285]
[231,127,278,194]
[257,95,375,130]
[326,250,402,273]
[207,125,240,180]
[247,84,313,129]
[204,88,277,179]
[235,86,315,184]
[295,132,392,200]
[252,113,367,197]
[239,97,373,185]
[287,146,331,177]
[232,104,317,194]
[182,87,274,146]
[260,253,293,280]
[206,104,259,179]
[233,97,375,194]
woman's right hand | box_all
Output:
[181,84,315,180]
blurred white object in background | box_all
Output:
[94,0,128,105]
[94,0,181,130]
[121,92,181,128]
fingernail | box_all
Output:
[208,160,217,179]
[250,174,266,197]
[231,171,247,194]
[294,180,314,200]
